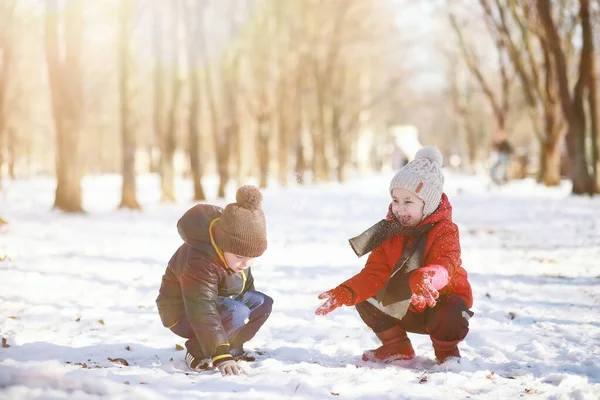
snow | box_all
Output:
[1,172,599,399]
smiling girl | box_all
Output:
[315,146,473,364]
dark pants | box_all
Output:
[355,294,472,342]
[170,290,273,358]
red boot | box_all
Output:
[362,325,415,362]
[431,337,461,363]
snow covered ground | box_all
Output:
[0,172,599,399]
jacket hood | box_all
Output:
[177,204,222,250]
[386,193,452,226]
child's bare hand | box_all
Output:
[217,360,246,376]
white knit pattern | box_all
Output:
[389,146,444,217]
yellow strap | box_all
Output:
[166,320,180,329]
[212,354,233,363]
[209,218,233,272]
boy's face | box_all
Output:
[223,252,257,272]
[391,187,425,227]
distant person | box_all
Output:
[315,146,473,364]
[490,137,514,185]
[156,186,272,376]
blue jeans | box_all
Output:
[170,290,273,358]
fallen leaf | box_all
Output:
[508,312,516,320]
[98,319,105,325]
[108,357,129,366]
[137,305,145,309]
[75,317,80,322]
[75,362,88,369]
[1,338,9,348]
[125,345,131,351]
[175,344,184,351]
[525,388,535,394]
[486,372,495,380]
[170,357,174,361]
[124,381,130,385]
[8,316,18,319]
[419,376,428,383]
[330,392,340,396]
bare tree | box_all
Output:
[469,0,559,184]
[158,0,181,202]
[449,12,512,139]
[537,0,596,194]
[119,0,140,209]
[0,1,17,188]
[45,0,84,212]
[183,0,206,201]
[200,4,229,198]
[584,4,599,190]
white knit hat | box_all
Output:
[389,146,444,217]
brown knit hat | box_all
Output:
[213,185,267,257]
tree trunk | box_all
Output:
[586,14,599,191]
[0,1,16,189]
[294,74,306,184]
[295,139,305,184]
[187,65,205,201]
[160,1,181,202]
[542,138,562,186]
[310,116,329,182]
[257,115,270,189]
[183,0,206,201]
[537,0,595,194]
[277,82,289,187]
[0,45,7,189]
[7,128,14,179]
[118,0,140,209]
[45,0,84,212]
[331,104,346,182]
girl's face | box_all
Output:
[223,252,257,272]
[391,187,425,227]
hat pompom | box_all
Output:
[236,185,262,210]
[415,146,443,168]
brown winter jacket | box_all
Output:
[156,204,255,363]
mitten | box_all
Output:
[409,266,449,312]
[315,285,355,316]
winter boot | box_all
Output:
[185,351,212,371]
[362,324,415,362]
[431,337,461,363]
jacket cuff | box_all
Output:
[412,265,449,290]
[339,284,356,305]
[211,343,233,366]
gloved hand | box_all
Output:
[409,270,439,312]
[216,359,245,376]
[315,285,355,316]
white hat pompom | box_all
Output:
[414,146,443,168]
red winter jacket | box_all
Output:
[342,193,473,311]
